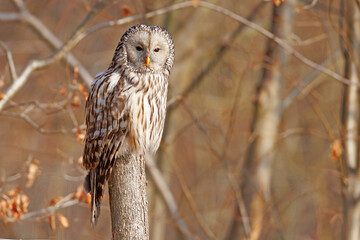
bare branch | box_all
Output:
[0,41,17,81]
[182,101,251,238]
[283,50,342,109]
[0,110,85,134]
[197,1,353,86]
[0,12,22,21]
[0,4,94,86]
[0,155,33,190]
[2,193,79,222]
[300,0,319,10]
[0,0,350,112]
[0,0,110,111]
[11,0,27,12]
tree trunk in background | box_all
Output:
[247,5,284,239]
[108,154,149,240]
[226,2,294,239]
[341,1,360,239]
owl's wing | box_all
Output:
[82,72,130,225]
[82,73,128,173]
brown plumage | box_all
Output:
[82,24,174,226]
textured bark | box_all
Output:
[108,154,149,240]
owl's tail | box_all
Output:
[83,169,105,227]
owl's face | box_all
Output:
[120,25,174,74]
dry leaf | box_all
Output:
[78,83,88,100]
[330,139,343,159]
[26,160,41,188]
[0,187,30,219]
[85,193,91,204]
[0,91,4,100]
[49,215,56,231]
[120,6,132,17]
[73,185,91,205]
[73,67,79,81]
[272,0,285,6]
[20,194,29,212]
[71,95,81,108]
[57,214,69,228]
[7,189,16,197]
[76,127,86,142]
[77,156,83,165]
[50,197,63,206]
[59,85,67,96]
[74,185,83,200]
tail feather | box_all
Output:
[83,161,116,227]
[84,169,104,227]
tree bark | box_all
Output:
[340,0,360,239]
[108,154,149,240]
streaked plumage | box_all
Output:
[82,24,174,226]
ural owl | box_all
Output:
[82,24,174,226]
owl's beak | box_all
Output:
[145,56,150,66]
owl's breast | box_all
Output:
[127,73,168,154]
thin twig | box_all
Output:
[283,50,342,109]
[182,101,251,238]
[0,41,17,81]
[0,0,352,112]
[302,0,319,10]
[0,111,85,134]
[0,4,94,86]
[197,1,353,86]
[2,193,79,222]
[0,155,33,191]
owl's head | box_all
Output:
[112,24,174,75]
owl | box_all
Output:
[82,24,174,226]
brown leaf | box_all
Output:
[20,194,29,213]
[76,127,86,142]
[85,193,91,204]
[0,199,7,217]
[74,185,83,201]
[57,214,69,228]
[120,6,132,17]
[77,156,83,165]
[78,83,88,100]
[13,212,20,220]
[49,215,56,231]
[71,95,81,108]
[0,91,3,100]
[0,187,29,219]
[50,197,63,206]
[272,0,285,6]
[330,139,343,159]
[73,67,79,82]
[7,189,16,197]
[73,185,91,205]
[26,160,41,188]
[59,85,67,96]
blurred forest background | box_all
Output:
[0,0,359,239]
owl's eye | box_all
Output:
[136,46,143,51]
[154,48,160,52]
